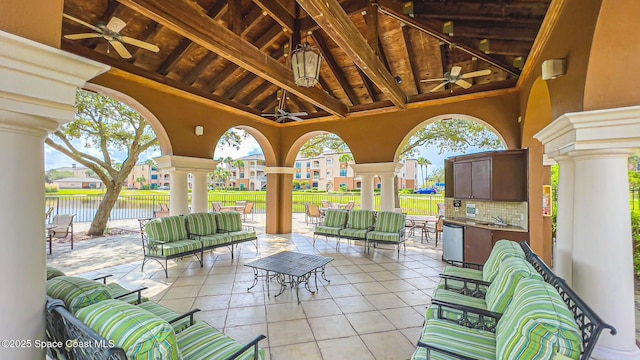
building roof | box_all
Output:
[53,177,103,183]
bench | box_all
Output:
[186,212,257,259]
[45,297,265,360]
[412,240,616,360]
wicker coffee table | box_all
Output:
[245,251,333,303]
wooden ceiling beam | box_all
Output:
[365,1,380,57]
[356,66,377,103]
[183,52,218,85]
[117,0,346,117]
[62,39,261,116]
[258,94,278,113]
[311,31,359,106]
[299,0,368,34]
[377,0,520,77]
[467,39,532,56]
[227,51,286,101]
[414,13,541,25]
[419,18,539,42]
[251,0,294,34]
[412,2,549,22]
[297,0,406,109]
[401,25,422,95]
[238,80,273,105]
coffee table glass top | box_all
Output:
[245,251,333,277]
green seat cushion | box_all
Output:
[46,266,66,280]
[106,283,149,305]
[47,276,111,313]
[323,209,348,228]
[185,212,218,236]
[412,318,496,360]
[374,211,406,232]
[147,239,202,257]
[146,215,188,242]
[216,212,243,232]
[496,278,582,360]
[430,288,489,312]
[76,299,180,359]
[485,257,542,313]
[314,225,342,236]
[482,240,525,282]
[438,266,486,293]
[197,233,230,247]
[137,301,192,333]
[366,231,402,243]
[177,322,265,360]
[228,230,256,242]
[339,228,368,239]
[346,210,376,230]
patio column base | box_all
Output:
[0,31,108,360]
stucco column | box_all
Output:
[553,155,575,284]
[0,31,108,359]
[156,156,217,216]
[264,167,295,234]
[351,162,402,212]
[535,106,640,359]
[191,171,209,213]
[379,173,395,212]
[358,173,375,210]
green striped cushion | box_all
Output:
[496,278,582,360]
[366,231,401,243]
[314,225,341,236]
[197,233,230,247]
[146,239,202,257]
[482,240,525,282]
[138,301,192,333]
[229,230,257,242]
[426,288,491,326]
[485,257,542,313]
[76,299,180,360]
[47,276,112,313]
[339,228,368,239]
[438,266,486,293]
[47,266,66,280]
[216,212,243,232]
[374,211,405,232]
[185,212,218,236]
[346,210,376,230]
[413,318,496,360]
[146,216,188,242]
[106,283,149,305]
[177,322,265,360]
[324,209,348,228]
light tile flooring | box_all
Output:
[48,215,444,360]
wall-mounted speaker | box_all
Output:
[541,59,566,80]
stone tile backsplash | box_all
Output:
[444,198,529,230]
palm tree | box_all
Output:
[416,157,426,188]
[423,159,432,187]
[135,176,146,188]
[233,159,245,179]
[338,153,354,165]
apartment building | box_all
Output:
[219,154,267,191]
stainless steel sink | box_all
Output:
[486,223,508,228]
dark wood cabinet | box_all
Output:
[445,159,454,198]
[450,149,527,202]
[463,226,493,264]
[492,230,529,245]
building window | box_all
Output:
[240,173,244,178]
[151,175,158,180]
[327,158,332,166]
[339,169,347,176]
[295,162,301,168]
[296,173,301,179]
[377,183,381,189]
[306,162,310,168]
[306,173,310,178]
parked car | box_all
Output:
[158,186,170,190]
[415,188,438,194]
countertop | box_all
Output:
[444,217,528,233]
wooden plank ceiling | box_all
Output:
[61,0,551,124]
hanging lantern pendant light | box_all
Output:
[291,40,322,87]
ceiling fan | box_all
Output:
[62,13,160,59]
[421,66,491,92]
[261,89,307,122]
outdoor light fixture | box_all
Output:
[541,59,566,80]
[291,40,322,87]
[194,126,204,136]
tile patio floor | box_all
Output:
[47,214,444,360]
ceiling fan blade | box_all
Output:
[109,40,132,59]
[261,113,276,117]
[455,79,473,89]
[63,13,101,32]
[64,33,103,40]
[429,81,448,93]
[420,78,446,83]
[120,36,160,52]
[450,66,462,77]
[461,69,492,79]
[289,116,305,122]
[289,112,308,117]
[106,17,127,33]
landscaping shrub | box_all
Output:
[45,183,59,193]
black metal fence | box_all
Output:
[46,193,444,223]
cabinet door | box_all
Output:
[464,226,493,265]
[445,159,454,197]
[453,162,472,198]
[491,231,529,246]
[471,159,491,200]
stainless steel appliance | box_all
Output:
[443,222,464,263]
